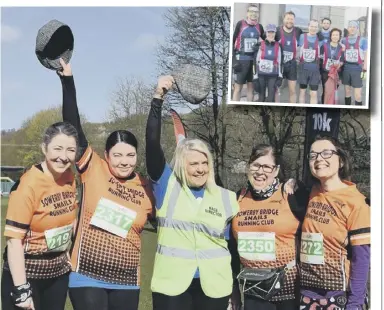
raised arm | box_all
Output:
[145,76,174,182]
[57,59,88,160]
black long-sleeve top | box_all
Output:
[145,98,166,182]
[60,75,88,160]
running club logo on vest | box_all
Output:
[236,208,279,227]
[108,177,145,205]
[40,191,76,216]
[305,201,337,225]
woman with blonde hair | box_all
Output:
[146,76,240,310]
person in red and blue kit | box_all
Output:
[274,11,303,104]
[320,28,345,104]
[232,4,264,102]
[298,19,324,104]
[340,20,368,106]
[254,24,283,102]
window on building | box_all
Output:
[279,4,312,31]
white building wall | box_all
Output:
[344,7,368,27]
[328,6,346,30]
[233,3,251,28]
[311,6,331,24]
[233,3,368,34]
[259,4,280,26]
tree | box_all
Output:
[156,6,231,186]
[9,106,86,169]
[12,107,62,168]
[109,77,154,120]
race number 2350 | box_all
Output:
[238,239,274,253]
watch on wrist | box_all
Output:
[10,282,32,305]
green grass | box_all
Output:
[1,197,157,310]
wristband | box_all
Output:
[10,282,32,305]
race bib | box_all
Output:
[345,49,359,63]
[45,224,73,252]
[325,59,339,71]
[300,232,324,265]
[303,49,316,62]
[237,232,276,261]
[259,59,274,73]
[90,198,137,238]
[283,51,293,63]
[244,38,258,53]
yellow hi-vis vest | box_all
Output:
[151,174,240,298]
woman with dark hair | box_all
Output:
[320,28,345,104]
[57,59,155,310]
[1,122,79,310]
[299,136,370,310]
[229,144,308,310]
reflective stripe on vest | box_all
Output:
[157,244,230,260]
[345,36,363,65]
[157,217,226,239]
[164,181,232,221]
[280,27,297,59]
[151,175,237,298]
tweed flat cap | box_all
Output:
[35,20,74,70]
[172,64,211,105]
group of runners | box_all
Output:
[232,4,368,105]
[2,58,370,310]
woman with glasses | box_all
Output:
[299,136,370,310]
[229,144,308,310]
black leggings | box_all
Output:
[1,268,69,310]
[244,296,298,310]
[152,278,230,310]
[69,287,140,310]
[258,75,277,102]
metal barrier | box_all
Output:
[1,181,15,196]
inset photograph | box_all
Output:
[229,3,372,108]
